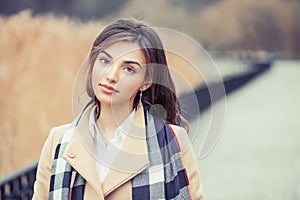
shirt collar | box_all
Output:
[88,105,98,138]
[88,105,136,139]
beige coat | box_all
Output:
[32,105,204,199]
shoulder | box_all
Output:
[48,123,72,146]
[168,124,191,155]
[43,123,73,157]
[40,123,73,168]
[169,124,204,199]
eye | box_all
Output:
[123,66,136,74]
[99,58,110,65]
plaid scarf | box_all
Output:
[49,107,191,199]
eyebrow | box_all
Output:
[124,61,142,69]
[99,50,112,59]
[99,50,142,69]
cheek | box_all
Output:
[92,66,105,87]
[118,76,144,92]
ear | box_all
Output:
[139,82,152,92]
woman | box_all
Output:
[33,18,203,199]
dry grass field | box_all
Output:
[0,11,102,177]
[0,11,204,178]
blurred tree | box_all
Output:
[172,0,221,12]
[1,0,299,57]
[0,0,128,20]
[241,5,283,51]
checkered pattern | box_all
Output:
[132,115,191,200]
[49,106,191,199]
[49,128,85,200]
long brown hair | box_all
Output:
[86,18,187,126]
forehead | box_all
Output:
[100,41,146,64]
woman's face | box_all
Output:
[92,41,149,109]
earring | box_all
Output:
[139,90,143,106]
[95,96,100,119]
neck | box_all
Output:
[97,103,133,139]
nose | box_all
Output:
[104,64,118,83]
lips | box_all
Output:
[99,83,119,93]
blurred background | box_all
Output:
[0,0,299,199]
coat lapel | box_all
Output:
[102,106,149,196]
[62,104,149,197]
[63,105,103,198]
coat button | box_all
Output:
[68,152,76,158]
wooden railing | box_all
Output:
[179,61,272,121]
[0,162,38,199]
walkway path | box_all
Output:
[192,60,300,199]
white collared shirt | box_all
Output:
[88,106,135,183]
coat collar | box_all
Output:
[63,103,149,197]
